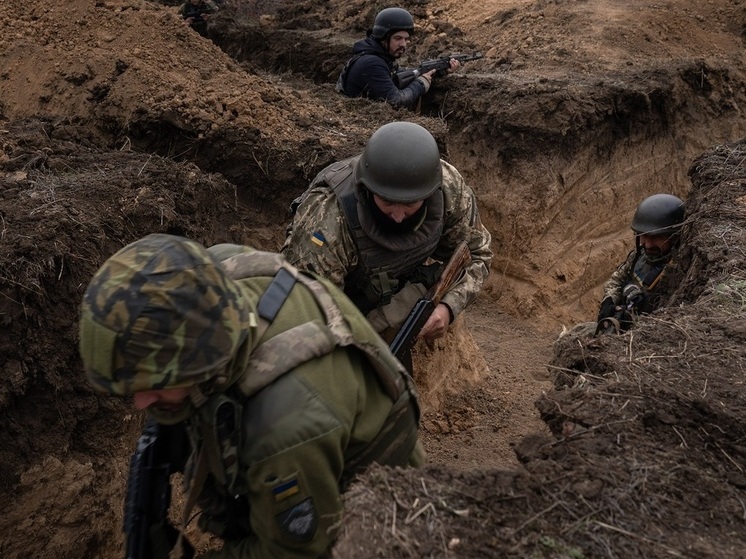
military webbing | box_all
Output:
[216,250,419,461]
[257,267,297,322]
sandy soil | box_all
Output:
[1,0,745,557]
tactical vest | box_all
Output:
[192,249,421,501]
[335,50,395,95]
[629,249,674,314]
[311,156,445,311]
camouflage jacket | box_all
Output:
[281,157,493,330]
[601,246,678,314]
[183,245,423,559]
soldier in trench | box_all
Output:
[565,193,686,338]
[281,121,493,367]
[179,0,219,37]
[335,7,460,110]
[595,193,686,333]
[79,233,424,559]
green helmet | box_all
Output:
[370,7,415,40]
[631,194,685,236]
[79,234,250,396]
[354,122,442,203]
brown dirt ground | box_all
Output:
[1,0,745,557]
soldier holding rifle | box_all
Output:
[282,122,493,368]
[335,7,462,110]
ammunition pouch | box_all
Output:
[363,272,399,307]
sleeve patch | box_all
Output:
[276,497,318,542]
[273,479,299,502]
[311,232,326,247]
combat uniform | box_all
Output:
[281,157,493,334]
[336,37,429,110]
[601,246,678,316]
[79,235,423,559]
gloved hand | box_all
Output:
[597,297,617,322]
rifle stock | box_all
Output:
[389,242,472,362]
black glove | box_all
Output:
[597,297,617,322]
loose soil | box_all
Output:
[1,0,745,557]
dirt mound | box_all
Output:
[335,139,746,557]
[1,0,746,557]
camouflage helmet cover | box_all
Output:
[79,234,250,396]
[354,121,443,203]
[370,7,415,40]
[631,194,685,236]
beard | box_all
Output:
[366,195,427,235]
[642,246,668,264]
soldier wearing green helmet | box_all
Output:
[597,193,686,330]
[282,122,493,350]
[79,233,423,558]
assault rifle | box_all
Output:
[394,52,484,88]
[595,284,644,336]
[124,419,191,559]
[389,241,472,367]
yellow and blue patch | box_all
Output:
[311,231,326,247]
[273,479,300,502]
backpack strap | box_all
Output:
[217,250,419,470]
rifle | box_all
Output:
[389,241,472,364]
[394,52,484,88]
[595,284,644,336]
[124,419,190,559]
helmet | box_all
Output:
[354,122,442,203]
[630,194,686,236]
[370,7,415,40]
[79,234,250,396]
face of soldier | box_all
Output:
[638,233,675,261]
[372,194,424,223]
[386,31,411,58]
[133,387,190,411]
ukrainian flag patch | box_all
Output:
[311,231,325,247]
[273,479,300,502]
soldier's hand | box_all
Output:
[422,69,437,83]
[418,304,450,340]
[448,58,461,72]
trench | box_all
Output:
[3,4,746,557]
[200,15,746,330]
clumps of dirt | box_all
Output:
[332,139,746,557]
[0,116,267,557]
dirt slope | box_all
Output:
[1,0,745,557]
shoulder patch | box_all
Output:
[273,479,299,502]
[276,497,318,542]
[311,232,326,247]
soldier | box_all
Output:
[336,7,460,110]
[179,0,219,37]
[79,233,423,558]
[282,122,493,357]
[596,193,686,333]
